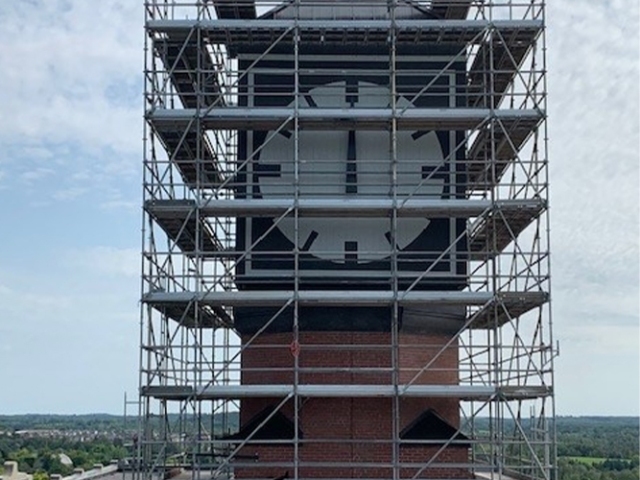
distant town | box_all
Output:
[1,430,124,443]
[0,415,637,480]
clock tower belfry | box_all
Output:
[140,1,555,480]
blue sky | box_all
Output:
[0,0,638,416]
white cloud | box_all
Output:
[0,265,139,414]
[555,310,639,415]
[547,3,639,311]
[0,283,12,296]
[546,0,639,415]
[67,246,140,278]
[0,0,142,211]
[52,186,89,201]
[21,167,55,182]
[100,199,139,212]
[19,146,55,162]
[562,324,639,354]
[0,1,142,155]
[549,11,638,193]
[0,280,74,326]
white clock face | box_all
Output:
[255,81,447,264]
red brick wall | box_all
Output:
[241,332,459,386]
[235,443,470,479]
[235,332,469,479]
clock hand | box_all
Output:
[346,130,357,194]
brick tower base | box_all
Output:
[232,332,470,479]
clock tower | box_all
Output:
[232,2,470,478]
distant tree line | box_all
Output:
[558,457,639,480]
[556,416,639,460]
[0,436,127,475]
[1,415,637,479]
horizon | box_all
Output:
[1,413,639,419]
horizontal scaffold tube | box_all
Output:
[145,198,546,218]
[141,384,552,400]
[147,107,544,131]
[143,290,548,308]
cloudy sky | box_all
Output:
[0,1,637,416]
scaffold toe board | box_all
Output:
[141,383,552,401]
[145,198,543,219]
[144,289,495,307]
[147,106,544,131]
[146,19,543,48]
[144,289,548,324]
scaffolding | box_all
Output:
[139,1,555,479]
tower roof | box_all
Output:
[222,406,303,442]
[400,409,470,444]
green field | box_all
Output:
[563,456,608,465]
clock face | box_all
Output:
[255,81,448,264]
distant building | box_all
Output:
[0,461,32,480]
[57,454,73,468]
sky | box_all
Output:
[0,0,637,416]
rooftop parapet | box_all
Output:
[0,461,33,480]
